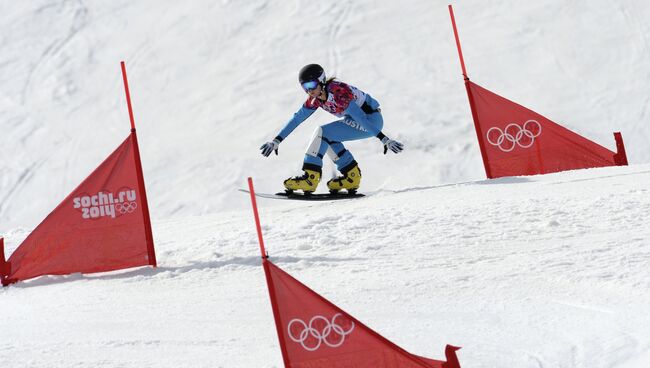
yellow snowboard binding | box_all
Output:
[327,162,361,194]
[284,168,321,194]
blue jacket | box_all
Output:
[276,81,381,140]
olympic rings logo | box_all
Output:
[115,201,137,214]
[486,120,542,152]
[287,313,355,351]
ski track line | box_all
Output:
[20,2,90,104]
[327,0,352,72]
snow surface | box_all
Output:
[3,165,650,367]
[2,1,650,367]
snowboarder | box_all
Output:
[260,64,403,194]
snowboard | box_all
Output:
[239,189,365,201]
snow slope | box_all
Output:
[2,0,650,229]
[2,164,650,367]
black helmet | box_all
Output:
[298,64,326,85]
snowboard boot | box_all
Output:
[327,162,361,194]
[283,167,321,194]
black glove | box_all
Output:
[260,138,281,157]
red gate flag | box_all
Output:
[448,5,628,179]
[467,81,627,178]
[0,131,156,286]
[263,259,461,367]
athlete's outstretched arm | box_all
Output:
[260,105,316,157]
[276,105,316,141]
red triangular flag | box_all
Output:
[2,132,155,285]
[263,259,460,367]
[467,81,620,178]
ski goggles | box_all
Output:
[301,80,320,92]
